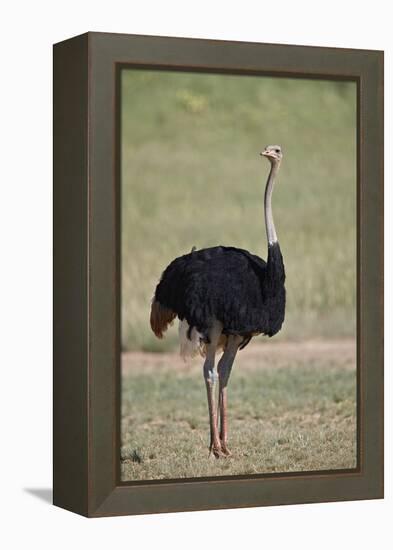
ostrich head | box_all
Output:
[260,145,283,163]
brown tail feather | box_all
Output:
[150,299,176,338]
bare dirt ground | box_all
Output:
[122,338,356,375]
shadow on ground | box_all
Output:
[24,488,52,504]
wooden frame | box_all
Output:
[53,32,383,517]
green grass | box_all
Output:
[121,345,356,481]
[121,70,357,351]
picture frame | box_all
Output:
[53,32,383,517]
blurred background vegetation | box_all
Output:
[121,70,356,352]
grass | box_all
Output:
[121,70,357,351]
[121,341,357,481]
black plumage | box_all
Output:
[152,242,285,348]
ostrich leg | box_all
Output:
[217,335,242,456]
[203,323,224,458]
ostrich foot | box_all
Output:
[209,440,231,459]
[209,441,226,459]
[220,442,232,457]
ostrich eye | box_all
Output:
[275,148,280,153]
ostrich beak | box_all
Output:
[260,150,269,157]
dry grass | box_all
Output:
[121,339,357,481]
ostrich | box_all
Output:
[150,145,286,458]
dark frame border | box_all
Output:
[53,32,383,517]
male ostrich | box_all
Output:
[150,145,286,458]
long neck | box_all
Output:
[264,162,280,246]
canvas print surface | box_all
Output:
[120,69,357,481]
